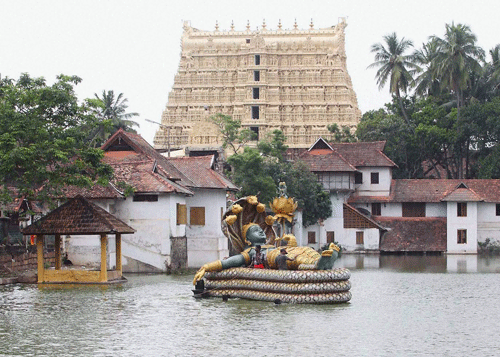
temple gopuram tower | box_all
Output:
[154,19,361,152]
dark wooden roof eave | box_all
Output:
[22,195,135,236]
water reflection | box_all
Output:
[1,256,500,356]
[338,253,500,273]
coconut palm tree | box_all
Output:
[413,38,442,98]
[88,90,140,147]
[490,44,500,80]
[430,23,485,118]
[368,32,420,124]
[95,90,140,132]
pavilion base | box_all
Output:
[37,269,126,284]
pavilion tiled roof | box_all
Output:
[376,217,447,252]
[22,195,135,235]
[167,156,238,191]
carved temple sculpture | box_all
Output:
[192,184,352,304]
[154,19,361,152]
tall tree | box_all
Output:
[0,74,113,204]
[430,23,485,178]
[413,38,442,98]
[91,90,139,146]
[368,32,419,124]
[431,23,485,118]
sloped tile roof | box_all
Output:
[376,217,447,252]
[330,141,396,167]
[349,179,500,204]
[102,129,188,182]
[22,195,135,235]
[390,180,500,202]
[167,156,238,190]
[441,184,483,202]
[298,149,357,172]
[296,138,396,172]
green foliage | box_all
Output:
[478,238,500,255]
[0,73,113,204]
[366,23,500,180]
[210,113,256,154]
[227,146,276,204]
[368,32,420,122]
[225,127,332,227]
[327,124,357,143]
[90,90,139,147]
[257,129,288,162]
[280,161,332,227]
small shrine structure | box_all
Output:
[22,195,135,284]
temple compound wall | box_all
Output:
[154,19,361,151]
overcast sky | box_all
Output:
[2,0,499,144]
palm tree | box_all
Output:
[490,44,500,80]
[489,45,500,96]
[95,90,140,132]
[368,32,419,124]
[430,23,485,118]
[413,39,442,97]
[87,90,140,147]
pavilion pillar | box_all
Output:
[54,234,61,270]
[36,235,44,283]
[115,233,122,276]
[100,234,108,282]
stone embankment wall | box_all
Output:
[0,248,55,274]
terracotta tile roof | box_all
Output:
[102,129,188,182]
[349,179,500,204]
[390,180,500,203]
[441,183,483,202]
[298,149,357,172]
[376,217,447,252]
[295,138,396,173]
[330,141,396,167]
[22,195,135,235]
[167,155,238,190]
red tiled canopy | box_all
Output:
[22,195,135,235]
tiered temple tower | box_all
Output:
[154,19,361,152]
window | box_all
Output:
[327,231,335,243]
[190,207,205,226]
[246,38,250,44]
[457,202,467,217]
[251,106,259,119]
[254,54,260,65]
[496,204,500,216]
[133,194,158,202]
[371,172,379,184]
[457,229,467,244]
[355,172,363,184]
[176,203,187,225]
[308,232,316,244]
[250,126,259,140]
[371,203,381,216]
[254,70,260,81]
[402,202,425,217]
[253,87,260,99]
[356,231,364,245]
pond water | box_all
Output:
[1,254,500,356]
